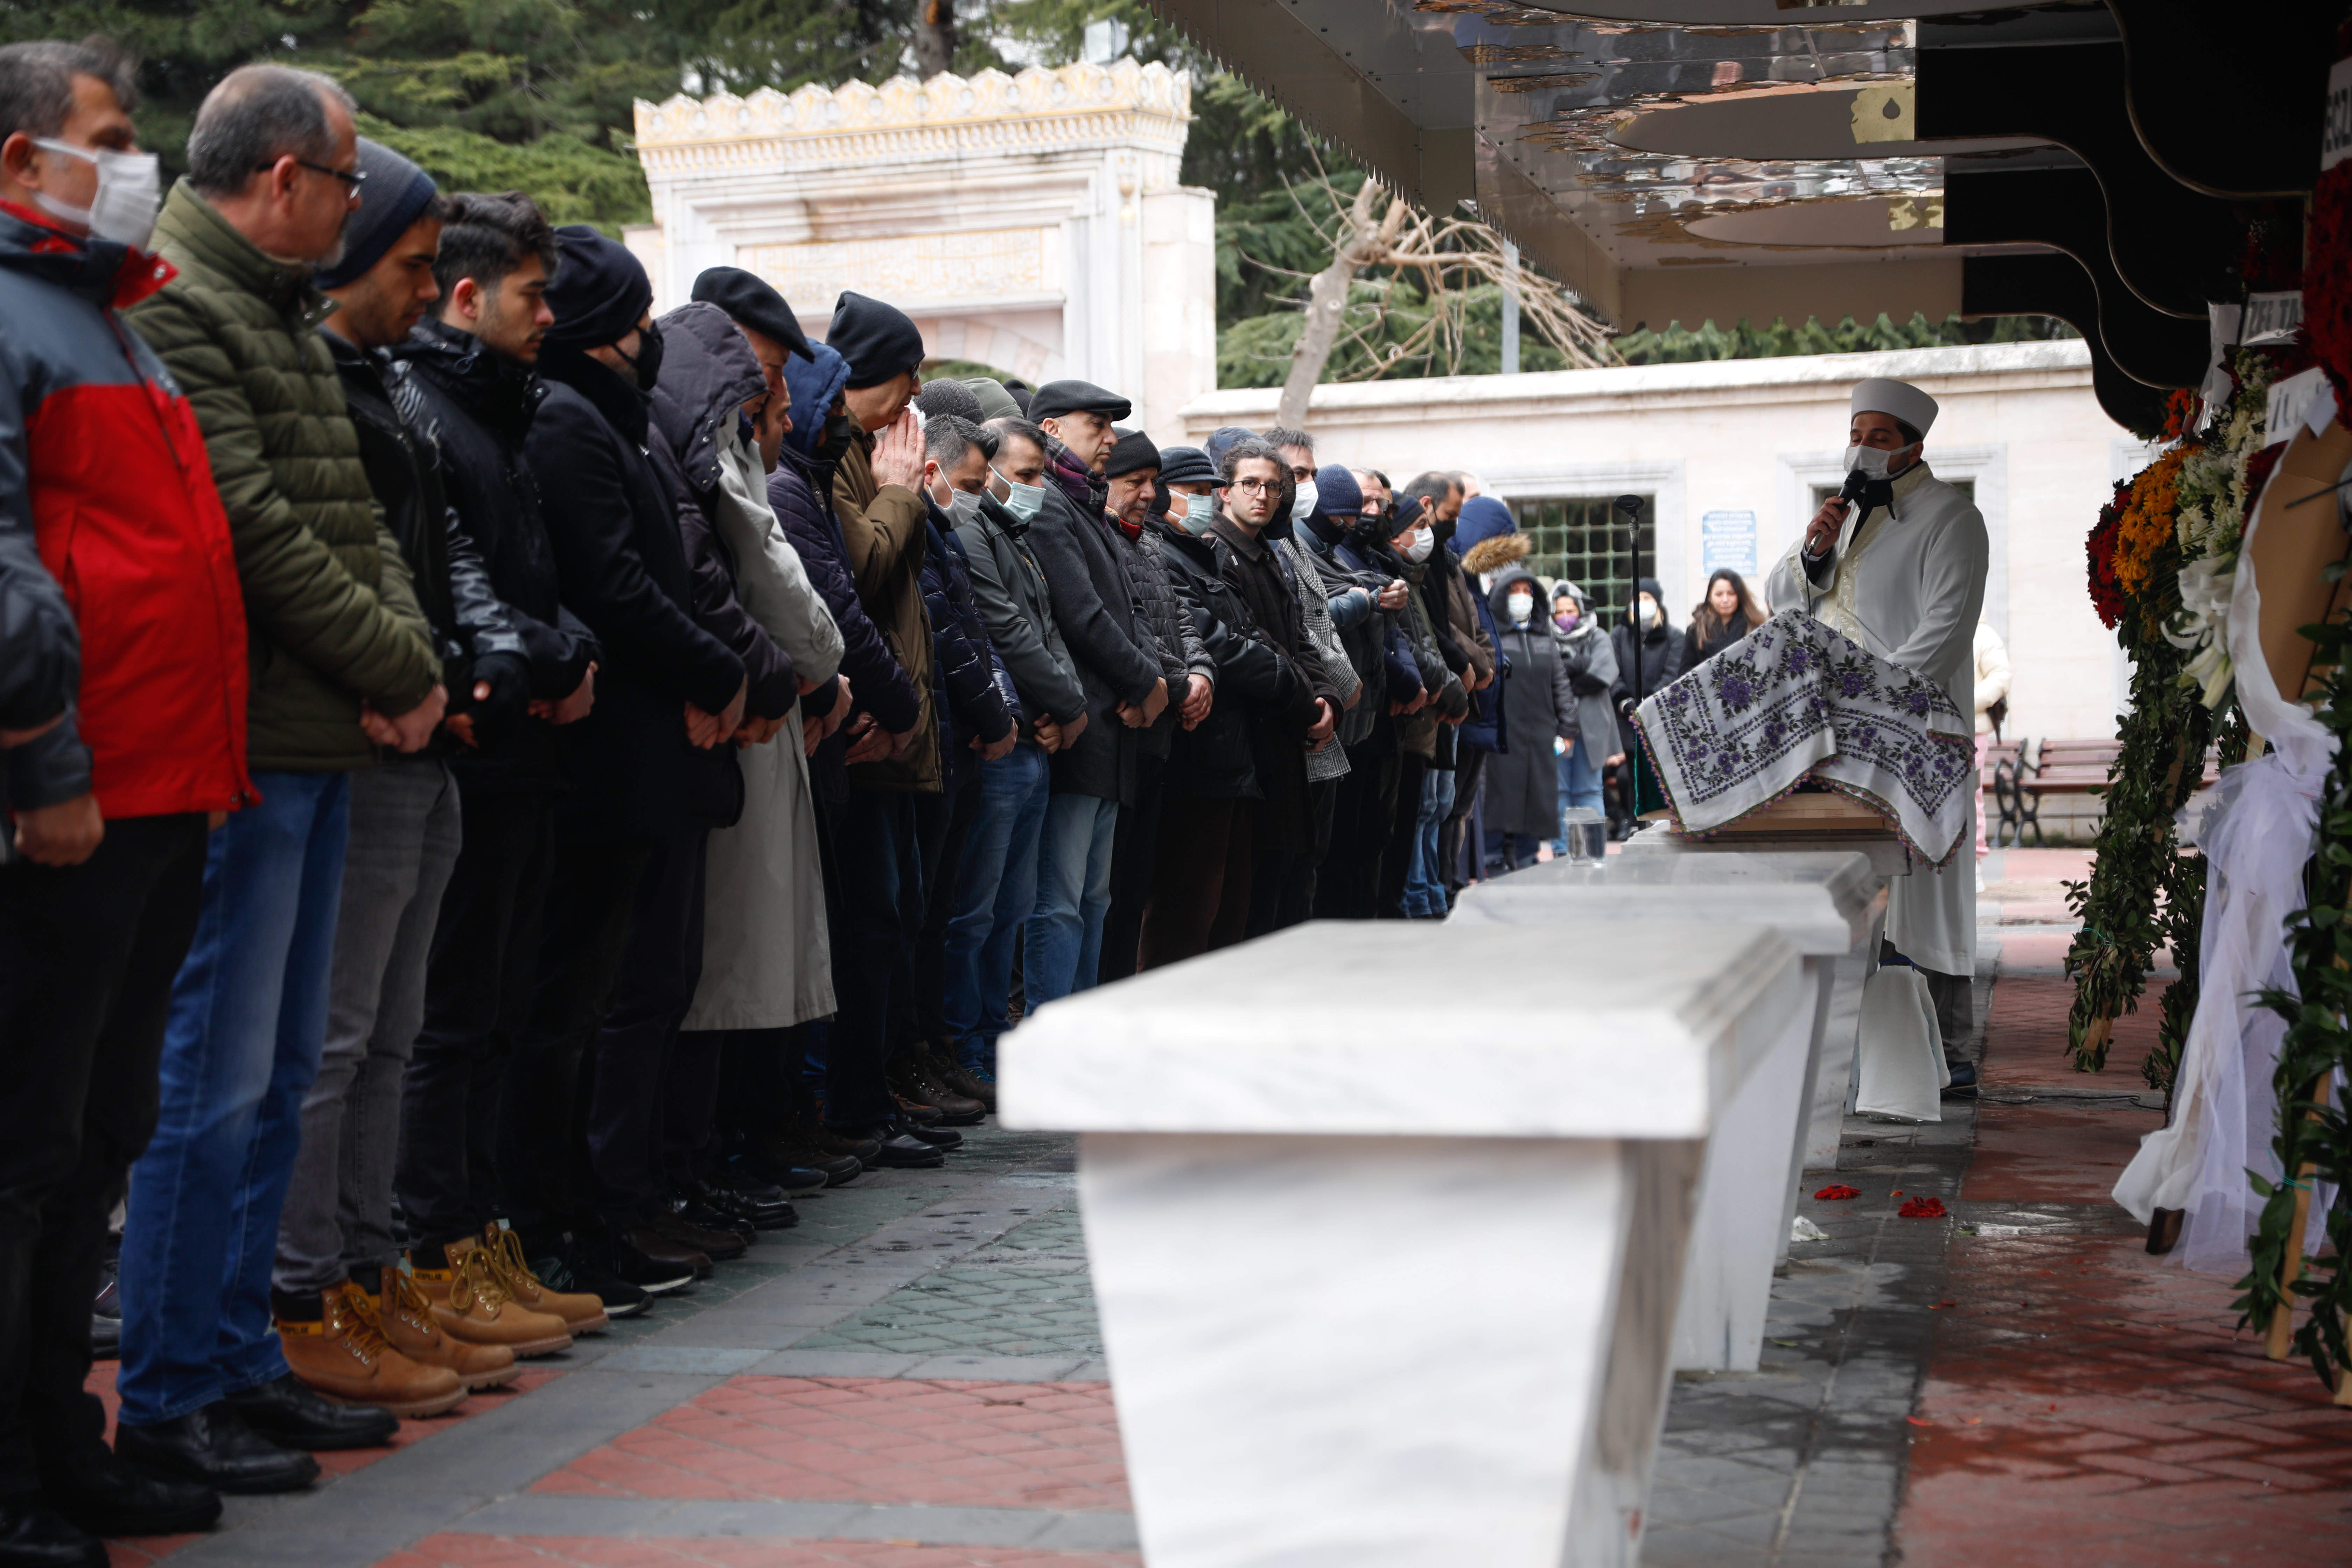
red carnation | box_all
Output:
[1899,1196,1948,1219]
[1814,1184,1860,1200]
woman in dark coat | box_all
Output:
[1481,565,1577,875]
[1609,575,1685,832]
[1681,567,1768,670]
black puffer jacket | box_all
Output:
[955,494,1086,733]
[920,508,1016,796]
[395,320,600,795]
[327,329,530,759]
[527,344,744,842]
[1154,518,1295,799]
[647,303,797,725]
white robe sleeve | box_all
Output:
[1886,504,1988,706]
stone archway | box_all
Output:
[628,59,1217,441]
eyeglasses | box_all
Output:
[261,157,366,196]
[1226,477,1278,494]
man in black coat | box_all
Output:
[510,227,747,1286]
[1205,441,1340,937]
[276,144,552,1388]
[1018,380,1165,1004]
[388,192,610,1298]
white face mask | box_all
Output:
[1507,592,1534,623]
[993,467,1044,521]
[31,138,162,252]
[1182,491,1217,532]
[947,488,983,526]
[1290,477,1318,521]
[1403,527,1434,565]
[1842,442,1915,481]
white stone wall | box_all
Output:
[1182,340,2129,744]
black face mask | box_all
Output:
[614,320,665,391]
[817,409,856,461]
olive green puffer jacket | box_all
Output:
[128,180,439,774]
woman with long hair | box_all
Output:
[1682,567,1768,669]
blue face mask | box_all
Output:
[994,468,1045,521]
[1182,491,1217,534]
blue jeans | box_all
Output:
[1405,767,1456,917]
[943,743,1051,1073]
[118,771,350,1426]
[1553,741,1605,851]
[1027,792,1118,1006]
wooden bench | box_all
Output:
[1994,737,2221,847]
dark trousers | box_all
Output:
[912,766,982,1049]
[1441,750,1485,894]
[590,831,709,1216]
[0,814,205,1490]
[1377,752,1429,918]
[1317,743,1397,920]
[828,790,922,1129]
[1099,752,1167,985]
[711,1026,796,1153]
[498,836,658,1244]
[1281,775,1337,927]
[398,790,557,1255]
[1139,793,1255,969]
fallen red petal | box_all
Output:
[1813,1184,1861,1200]
[1898,1196,1948,1218]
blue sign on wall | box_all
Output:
[1701,510,1757,577]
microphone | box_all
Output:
[1836,468,1872,510]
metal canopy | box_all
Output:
[1152,0,2336,428]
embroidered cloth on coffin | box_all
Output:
[1632,609,1974,866]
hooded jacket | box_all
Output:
[527,341,744,841]
[1298,509,1394,751]
[770,343,918,803]
[1549,581,1620,754]
[129,179,440,773]
[1485,565,1579,838]
[327,328,530,760]
[0,200,250,819]
[1610,574,1685,722]
[393,318,601,796]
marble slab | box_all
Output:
[1447,856,1875,1371]
[999,920,1802,1140]
[1001,919,1811,1568]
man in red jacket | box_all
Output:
[0,36,252,1563]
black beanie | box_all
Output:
[1102,427,1161,479]
[827,291,925,388]
[691,266,813,362]
[314,138,439,292]
[541,225,652,351]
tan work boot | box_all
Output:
[408,1241,573,1357]
[351,1266,520,1391]
[478,1223,610,1336]
[275,1285,466,1417]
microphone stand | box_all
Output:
[1615,493,1646,827]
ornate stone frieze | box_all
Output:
[738,227,1054,306]
[634,59,1192,175]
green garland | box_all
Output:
[2240,606,2352,1394]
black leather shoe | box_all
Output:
[89,1262,119,1363]
[695,1175,798,1231]
[44,1446,221,1537]
[0,1495,105,1567]
[864,1126,946,1168]
[732,1149,828,1197]
[603,1222,707,1288]
[644,1206,747,1262]
[882,1114,962,1151]
[116,1405,320,1495]
[222,1372,397,1451]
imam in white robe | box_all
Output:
[1766,460,1987,976]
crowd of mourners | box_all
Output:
[0,44,1780,1566]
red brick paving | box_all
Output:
[1895,926,2352,1565]
[1982,972,2174,1090]
[375,1539,1139,1567]
[534,1379,1127,1513]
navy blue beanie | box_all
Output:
[1452,495,1518,553]
[541,225,652,350]
[313,138,439,291]
[1314,463,1363,519]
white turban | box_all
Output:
[1850,377,1938,439]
